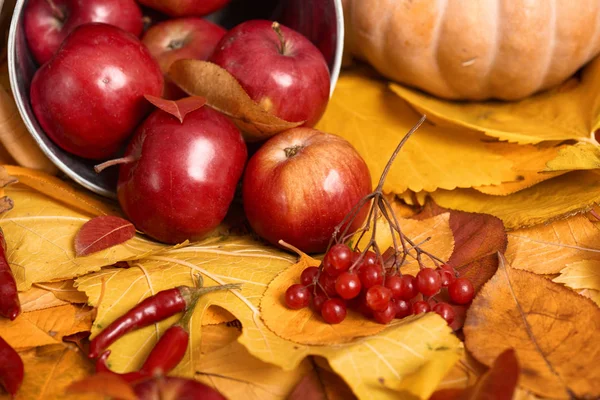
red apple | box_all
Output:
[210,20,330,128]
[137,0,230,17]
[142,18,226,99]
[24,0,143,65]
[242,127,372,253]
[117,106,247,244]
[30,23,164,160]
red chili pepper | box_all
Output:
[96,312,191,382]
[0,228,20,321]
[0,336,24,398]
[88,283,239,359]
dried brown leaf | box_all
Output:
[74,216,136,256]
[144,94,206,123]
[464,255,600,399]
[168,60,303,141]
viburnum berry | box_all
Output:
[395,299,412,319]
[412,300,430,315]
[448,278,475,304]
[416,268,442,297]
[437,264,456,287]
[300,266,319,286]
[365,285,392,311]
[358,264,384,289]
[399,274,419,300]
[323,244,353,276]
[335,272,362,300]
[321,298,347,324]
[285,284,310,309]
[360,251,379,268]
[311,292,328,312]
[384,274,404,299]
[318,272,338,297]
[432,302,455,325]
[373,301,396,324]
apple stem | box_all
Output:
[45,0,65,20]
[94,156,137,173]
[271,22,288,55]
[374,115,426,192]
[283,145,303,158]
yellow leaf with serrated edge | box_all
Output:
[473,143,567,196]
[544,142,600,172]
[77,232,460,400]
[0,345,102,400]
[0,304,92,350]
[579,289,600,307]
[390,56,600,145]
[314,69,516,193]
[431,171,600,230]
[0,184,169,290]
[506,214,600,274]
[553,260,600,291]
[19,285,69,313]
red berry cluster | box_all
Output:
[284,243,475,325]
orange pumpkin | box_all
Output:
[343,0,600,100]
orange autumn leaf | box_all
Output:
[464,255,600,399]
[0,345,101,400]
[168,60,303,141]
[74,216,136,256]
[505,214,600,275]
[19,286,69,313]
[34,280,89,304]
[0,304,93,350]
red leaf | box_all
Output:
[429,350,519,400]
[74,216,136,256]
[66,372,138,400]
[144,94,206,123]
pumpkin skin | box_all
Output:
[343,0,600,100]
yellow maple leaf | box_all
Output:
[505,214,600,274]
[0,184,169,290]
[77,228,460,399]
[0,304,92,350]
[431,171,600,230]
[390,56,600,145]
[0,345,101,400]
[553,261,600,291]
[314,69,517,193]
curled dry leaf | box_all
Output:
[0,165,17,188]
[144,94,206,123]
[261,253,387,345]
[432,171,600,230]
[3,165,116,217]
[505,214,600,275]
[390,55,600,145]
[464,255,600,399]
[74,216,136,257]
[168,60,302,141]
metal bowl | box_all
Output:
[8,0,344,198]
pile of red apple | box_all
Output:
[25,0,372,252]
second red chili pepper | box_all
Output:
[0,335,24,398]
[88,283,240,358]
[0,228,20,321]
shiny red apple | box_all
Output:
[210,20,330,128]
[117,106,247,244]
[142,17,226,99]
[137,0,230,17]
[30,23,164,160]
[24,0,143,65]
[242,127,372,253]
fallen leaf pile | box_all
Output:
[1,17,600,398]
